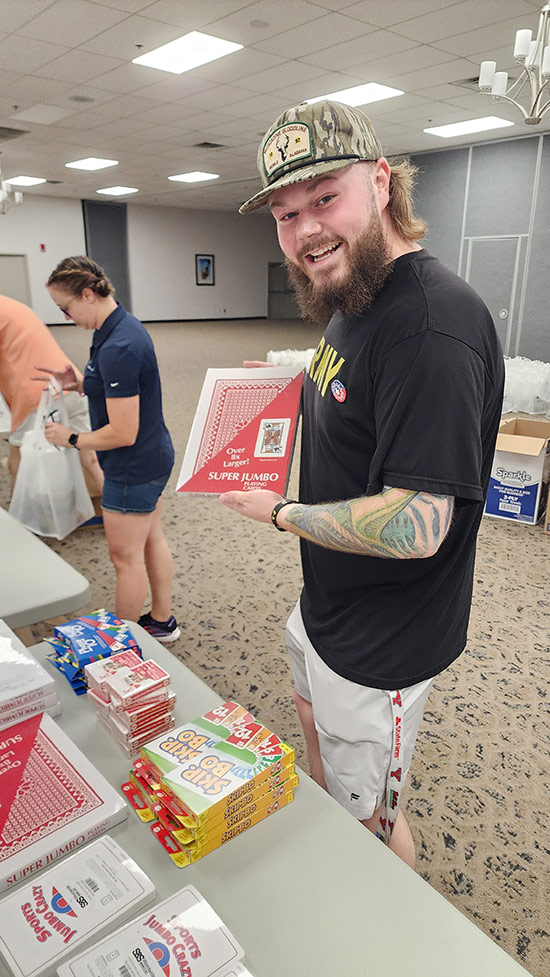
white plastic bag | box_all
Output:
[9,379,94,539]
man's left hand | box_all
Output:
[44,421,72,447]
[219,489,283,524]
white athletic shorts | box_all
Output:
[9,391,91,446]
[285,600,435,821]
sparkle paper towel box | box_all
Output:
[484,417,550,524]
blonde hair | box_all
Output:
[387,158,427,242]
[47,256,115,298]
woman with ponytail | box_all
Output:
[41,256,179,642]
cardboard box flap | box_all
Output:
[495,433,547,456]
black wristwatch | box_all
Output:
[68,432,80,449]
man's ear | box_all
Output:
[373,157,391,212]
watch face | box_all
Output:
[69,433,78,446]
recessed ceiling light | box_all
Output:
[307,83,403,107]
[423,116,514,138]
[132,31,242,75]
[96,186,139,196]
[5,175,46,186]
[65,157,118,171]
[168,171,220,183]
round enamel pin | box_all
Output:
[331,378,347,402]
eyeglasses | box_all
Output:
[58,294,80,316]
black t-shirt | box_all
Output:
[299,250,504,689]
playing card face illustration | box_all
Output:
[254,418,289,457]
[176,367,303,495]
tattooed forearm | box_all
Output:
[284,487,454,558]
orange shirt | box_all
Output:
[0,294,82,432]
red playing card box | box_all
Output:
[176,366,304,496]
[0,713,127,893]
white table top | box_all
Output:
[0,507,90,628]
[29,627,529,977]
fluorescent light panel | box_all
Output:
[5,175,46,186]
[168,171,219,183]
[96,186,138,196]
[132,31,242,75]
[307,83,403,107]
[65,157,118,170]
[424,116,514,138]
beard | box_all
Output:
[285,211,394,323]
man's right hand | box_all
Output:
[32,364,80,391]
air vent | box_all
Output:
[68,95,94,103]
[46,179,63,184]
[194,141,226,149]
[0,126,27,143]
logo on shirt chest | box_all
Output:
[308,336,345,397]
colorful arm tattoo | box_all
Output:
[283,487,454,558]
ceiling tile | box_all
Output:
[339,44,453,83]
[206,0,330,45]
[300,29,417,70]
[233,60,326,95]
[89,0,153,11]
[192,48,286,84]
[79,14,183,59]
[431,16,537,59]
[254,12,371,58]
[142,0,258,30]
[87,63,166,94]
[34,50,124,83]
[0,35,69,73]
[0,0,58,32]
[9,103,78,124]
[17,0,128,47]
[391,0,538,44]
[341,0,458,28]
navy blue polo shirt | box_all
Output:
[83,304,174,484]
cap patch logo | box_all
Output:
[331,379,346,403]
[263,122,312,179]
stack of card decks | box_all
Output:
[0,836,155,977]
[0,619,62,730]
[45,610,141,695]
[122,700,298,867]
[86,652,175,757]
[57,885,245,977]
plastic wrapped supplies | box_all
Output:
[267,347,315,370]
[503,356,550,415]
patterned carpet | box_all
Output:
[2,318,549,977]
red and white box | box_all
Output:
[176,366,304,496]
[103,659,170,708]
[0,713,127,893]
[84,650,143,697]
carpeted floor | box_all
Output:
[2,318,549,977]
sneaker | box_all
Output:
[138,612,181,644]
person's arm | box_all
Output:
[220,486,454,559]
[44,395,140,451]
[32,364,83,394]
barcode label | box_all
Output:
[499,502,521,513]
[85,877,99,893]
[119,966,132,977]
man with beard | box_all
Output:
[220,100,504,868]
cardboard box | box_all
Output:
[484,417,550,524]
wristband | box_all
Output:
[271,499,297,531]
[68,432,80,450]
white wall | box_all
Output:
[0,195,86,324]
[127,204,282,321]
[0,193,283,324]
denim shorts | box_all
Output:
[101,471,171,514]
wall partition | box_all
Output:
[410,132,548,361]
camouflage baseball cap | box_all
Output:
[239,99,383,214]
